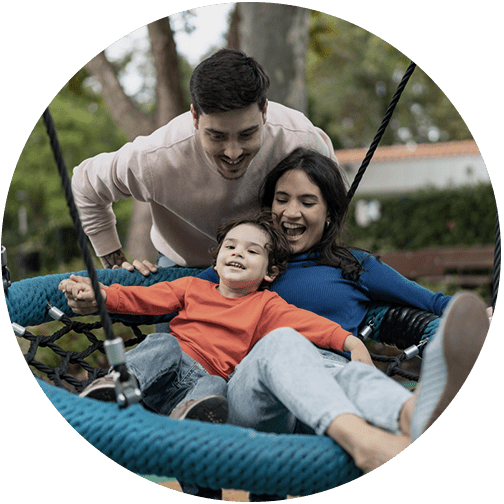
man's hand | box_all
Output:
[100,249,158,277]
[343,335,375,366]
[113,259,158,277]
[58,274,106,315]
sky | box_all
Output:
[105,3,235,96]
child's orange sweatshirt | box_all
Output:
[104,277,351,380]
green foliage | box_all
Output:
[2,72,131,280]
[306,13,472,149]
[346,184,497,252]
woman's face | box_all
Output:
[272,169,329,254]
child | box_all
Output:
[59,211,371,422]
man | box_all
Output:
[71,49,336,274]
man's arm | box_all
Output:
[71,140,156,273]
[99,249,129,269]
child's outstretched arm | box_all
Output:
[59,274,107,315]
[343,335,374,366]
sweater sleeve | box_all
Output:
[71,140,155,257]
[104,277,191,315]
[356,252,451,316]
[259,295,351,351]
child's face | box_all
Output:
[215,223,276,297]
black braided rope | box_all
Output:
[347,61,417,201]
[369,352,420,381]
[493,212,500,311]
[42,108,129,381]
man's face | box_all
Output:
[193,102,267,180]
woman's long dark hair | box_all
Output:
[260,148,366,281]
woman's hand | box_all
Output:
[343,335,375,366]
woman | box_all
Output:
[196,147,488,474]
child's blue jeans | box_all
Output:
[125,332,227,416]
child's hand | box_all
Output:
[58,274,107,315]
[343,335,375,367]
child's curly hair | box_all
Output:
[210,210,290,290]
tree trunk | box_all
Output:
[86,53,155,139]
[85,17,186,264]
[234,3,310,114]
[148,18,187,125]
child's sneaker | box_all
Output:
[169,395,228,423]
[173,395,228,500]
[410,291,489,440]
[79,374,117,402]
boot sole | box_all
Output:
[182,395,229,424]
[413,292,489,437]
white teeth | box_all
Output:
[222,158,243,165]
[227,262,244,269]
[282,222,306,239]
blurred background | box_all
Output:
[2,2,497,304]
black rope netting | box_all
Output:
[20,314,149,393]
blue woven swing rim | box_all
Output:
[9,267,362,495]
[36,376,361,495]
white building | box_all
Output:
[336,140,489,195]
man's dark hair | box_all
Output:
[190,49,270,118]
[210,210,289,291]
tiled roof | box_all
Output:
[335,140,480,164]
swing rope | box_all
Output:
[342,59,499,311]
[42,110,113,343]
[493,213,500,312]
[347,61,417,201]
[42,109,141,406]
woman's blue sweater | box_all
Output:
[198,251,451,336]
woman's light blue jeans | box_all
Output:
[228,328,412,436]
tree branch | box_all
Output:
[85,52,155,140]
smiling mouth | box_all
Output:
[220,155,247,168]
[282,222,306,240]
[227,262,245,270]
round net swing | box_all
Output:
[4,60,499,497]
